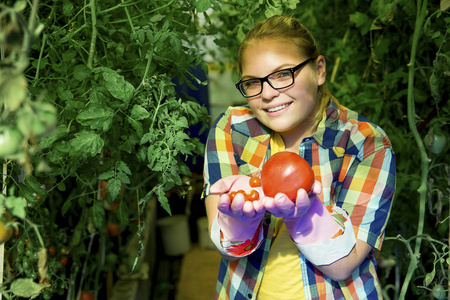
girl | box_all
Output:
[203,15,396,299]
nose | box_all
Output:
[261,81,280,100]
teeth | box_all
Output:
[267,103,289,112]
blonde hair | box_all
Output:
[237,15,341,126]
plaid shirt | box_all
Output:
[203,101,396,299]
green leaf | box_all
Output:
[99,68,135,104]
[4,196,26,219]
[69,130,104,158]
[57,87,74,101]
[131,105,150,120]
[10,278,50,298]
[107,179,122,201]
[196,0,212,12]
[91,200,105,229]
[63,0,74,16]
[118,161,132,175]
[73,64,91,81]
[127,117,144,138]
[116,200,130,225]
[39,126,68,150]
[61,199,72,216]
[117,172,130,184]
[62,49,77,63]
[424,271,435,286]
[76,107,114,131]
[99,170,115,180]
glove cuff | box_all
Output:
[294,206,356,265]
[211,213,264,257]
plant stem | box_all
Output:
[399,0,429,298]
[87,0,97,69]
[121,0,135,34]
[32,33,46,87]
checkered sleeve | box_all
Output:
[337,141,396,250]
[202,108,240,198]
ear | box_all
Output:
[316,55,326,86]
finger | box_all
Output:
[274,193,295,215]
[209,175,241,194]
[295,188,311,212]
[263,197,282,215]
[230,192,246,216]
[243,201,256,218]
[311,180,322,195]
[217,193,232,214]
[252,200,265,214]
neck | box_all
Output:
[281,124,316,153]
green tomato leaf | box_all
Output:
[116,200,130,225]
[99,68,134,104]
[117,172,130,184]
[10,278,50,298]
[118,161,132,175]
[98,170,114,180]
[424,271,435,286]
[107,179,122,201]
[131,105,150,120]
[73,64,91,81]
[76,107,114,131]
[127,117,144,138]
[69,130,104,158]
[91,200,105,229]
[196,0,212,12]
[4,196,27,219]
[61,198,72,216]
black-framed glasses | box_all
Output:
[235,58,315,98]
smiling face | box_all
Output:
[240,38,326,142]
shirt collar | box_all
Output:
[313,100,341,149]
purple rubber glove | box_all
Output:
[264,181,343,245]
[210,175,266,255]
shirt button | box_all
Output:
[248,294,252,299]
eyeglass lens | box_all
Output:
[240,69,294,97]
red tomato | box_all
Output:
[59,257,68,266]
[48,246,56,256]
[78,291,94,300]
[249,176,261,188]
[261,151,315,201]
[107,223,120,237]
[247,189,260,202]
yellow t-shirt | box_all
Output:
[257,132,305,299]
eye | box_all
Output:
[243,79,260,88]
[274,70,291,78]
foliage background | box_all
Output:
[0,0,449,299]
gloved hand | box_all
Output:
[263,180,356,265]
[264,181,342,244]
[209,175,266,256]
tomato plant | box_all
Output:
[261,151,315,201]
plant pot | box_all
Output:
[157,214,191,256]
[196,216,215,250]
